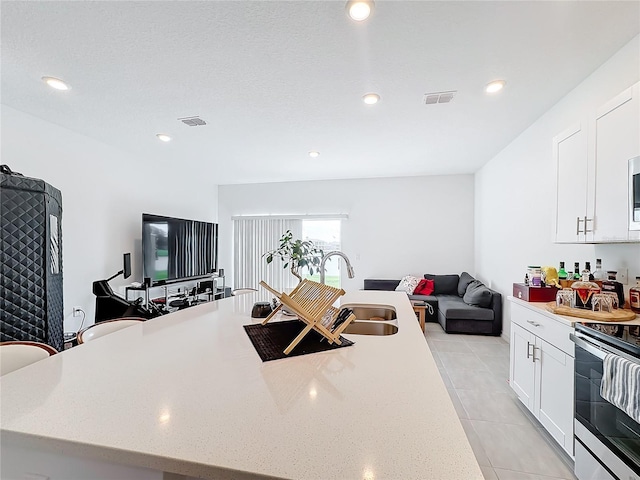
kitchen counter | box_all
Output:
[0,290,482,480]
[508,296,640,327]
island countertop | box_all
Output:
[0,290,482,480]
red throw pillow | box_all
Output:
[413,278,434,296]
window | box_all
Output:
[233,218,302,293]
[233,217,343,292]
[302,219,341,288]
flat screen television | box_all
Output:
[142,213,218,285]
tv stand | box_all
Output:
[125,274,228,313]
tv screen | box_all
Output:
[142,213,218,285]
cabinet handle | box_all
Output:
[576,216,583,235]
[526,342,533,359]
[526,320,541,327]
[532,346,539,363]
[584,216,593,233]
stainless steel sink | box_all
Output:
[342,321,398,336]
[340,304,397,321]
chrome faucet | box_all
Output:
[319,251,355,284]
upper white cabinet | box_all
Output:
[553,123,591,243]
[553,81,640,243]
[593,83,640,242]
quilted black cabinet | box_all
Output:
[1,173,63,351]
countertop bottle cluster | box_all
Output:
[556,258,638,312]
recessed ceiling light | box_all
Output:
[42,76,70,91]
[346,0,374,21]
[156,134,172,142]
[362,93,380,105]
[309,151,320,158]
[485,80,506,94]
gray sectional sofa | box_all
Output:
[363,272,502,336]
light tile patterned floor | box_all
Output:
[424,322,577,480]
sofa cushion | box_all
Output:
[457,272,476,297]
[408,294,438,304]
[413,278,434,295]
[363,279,400,291]
[395,275,420,294]
[463,280,493,308]
[437,295,494,321]
[424,274,460,295]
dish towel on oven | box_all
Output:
[600,353,640,423]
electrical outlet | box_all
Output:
[617,268,628,285]
[72,306,83,317]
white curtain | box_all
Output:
[233,218,303,294]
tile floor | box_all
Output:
[424,322,578,480]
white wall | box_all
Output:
[218,175,475,292]
[475,35,640,341]
[1,105,218,330]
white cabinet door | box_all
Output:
[592,81,640,242]
[510,322,536,412]
[553,123,589,242]
[535,339,575,456]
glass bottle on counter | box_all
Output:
[582,262,594,282]
[573,262,581,280]
[593,259,605,281]
[630,276,640,313]
[602,271,625,309]
[558,262,568,280]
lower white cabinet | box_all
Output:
[510,302,575,457]
[536,338,574,454]
[510,323,536,410]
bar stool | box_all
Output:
[77,318,145,344]
[0,341,58,376]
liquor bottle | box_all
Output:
[582,262,594,281]
[602,271,625,308]
[630,276,640,313]
[573,262,581,280]
[558,262,568,280]
[592,258,605,281]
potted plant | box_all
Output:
[264,230,324,283]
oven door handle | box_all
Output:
[570,334,607,360]
[571,333,640,365]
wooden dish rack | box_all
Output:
[259,279,356,356]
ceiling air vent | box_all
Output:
[178,116,207,126]
[423,91,457,105]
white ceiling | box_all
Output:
[2,1,639,185]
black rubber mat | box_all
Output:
[243,320,354,362]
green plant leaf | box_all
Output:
[263,230,325,279]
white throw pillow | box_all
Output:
[395,275,420,294]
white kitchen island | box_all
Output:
[0,290,483,480]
